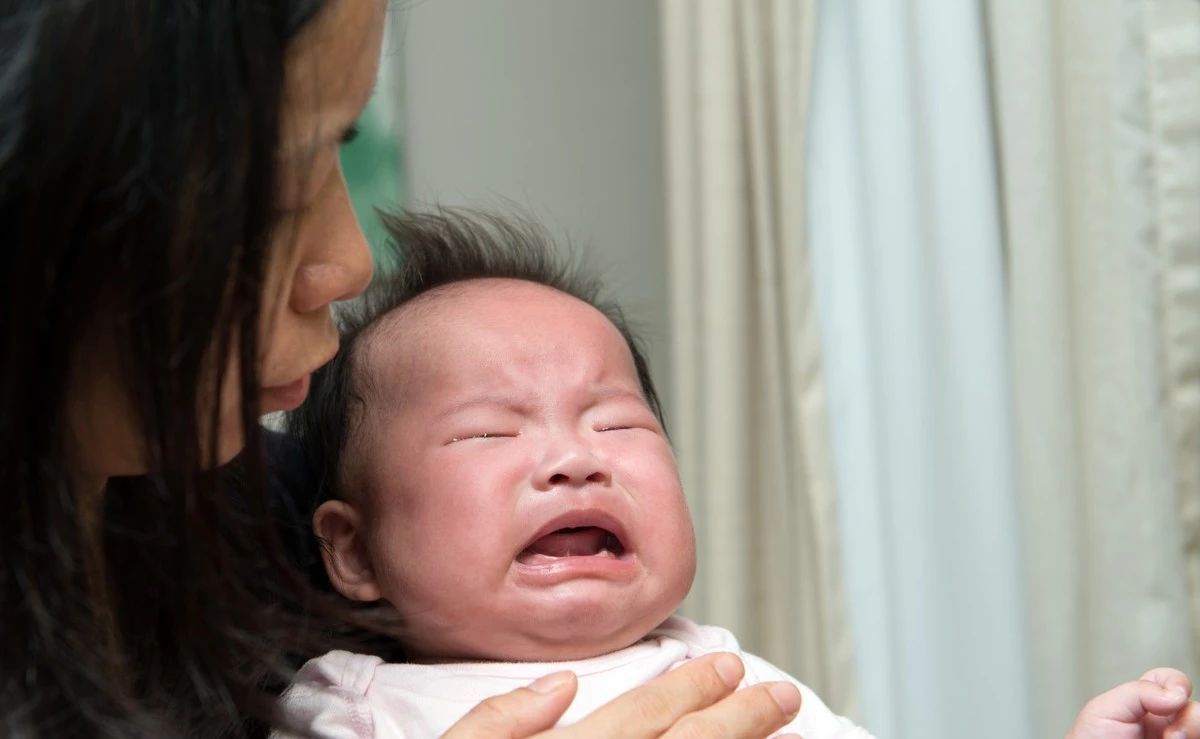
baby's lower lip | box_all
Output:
[512,552,638,586]
[518,548,622,566]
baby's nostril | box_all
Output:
[549,473,568,485]
[586,472,606,483]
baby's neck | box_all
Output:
[405,629,661,665]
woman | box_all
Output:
[0,2,800,736]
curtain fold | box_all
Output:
[1149,0,1200,666]
[660,0,857,715]
[987,0,1200,735]
[807,2,1034,737]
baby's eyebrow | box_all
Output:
[435,395,527,420]
[589,387,646,403]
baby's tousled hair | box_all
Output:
[286,207,664,509]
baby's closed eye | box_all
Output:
[592,412,660,434]
[445,431,519,444]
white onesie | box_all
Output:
[276,616,874,738]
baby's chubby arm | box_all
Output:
[1067,668,1200,739]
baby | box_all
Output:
[278,210,1199,739]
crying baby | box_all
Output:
[277,211,871,739]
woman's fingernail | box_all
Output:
[1166,729,1185,739]
[1169,685,1189,701]
[768,682,802,717]
[714,653,743,688]
[528,671,573,694]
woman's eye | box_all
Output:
[339,123,361,145]
[596,425,633,432]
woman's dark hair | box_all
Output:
[1,2,338,736]
[287,208,665,510]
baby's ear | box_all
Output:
[313,499,382,602]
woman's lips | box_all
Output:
[260,374,311,412]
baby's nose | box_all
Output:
[536,448,611,490]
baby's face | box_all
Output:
[346,279,695,661]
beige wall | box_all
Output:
[400,0,671,420]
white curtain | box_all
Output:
[660,0,857,716]
[806,1,1034,738]
[988,0,1200,735]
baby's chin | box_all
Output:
[437,622,665,663]
[412,596,685,663]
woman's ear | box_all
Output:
[313,499,382,602]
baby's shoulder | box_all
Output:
[273,651,388,738]
[292,649,387,696]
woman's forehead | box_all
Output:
[278,0,385,157]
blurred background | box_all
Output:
[341,2,1200,737]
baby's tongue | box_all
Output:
[525,527,608,558]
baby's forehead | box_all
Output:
[381,278,622,343]
[402,277,593,319]
[356,278,637,399]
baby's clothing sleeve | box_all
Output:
[273,651,381,739]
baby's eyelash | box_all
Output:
[450,432,491,442]
[447,432,516,443]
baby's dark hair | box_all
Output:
[287,207,664,507]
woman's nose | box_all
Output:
[289,170,374,313]
[534,443,612,491]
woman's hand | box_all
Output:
[441,652,803,738]
[1067,668,1200,739]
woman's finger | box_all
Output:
[551,652,747,739]
[662,680,802,739]
[441,671,578,739]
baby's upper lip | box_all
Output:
[518,507,632,555]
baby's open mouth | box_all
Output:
[516,526,626,564]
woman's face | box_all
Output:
[252,0,385,419]
[69,0,385,483]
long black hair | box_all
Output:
[0,2,345,735]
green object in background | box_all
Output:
[341,93,405,273]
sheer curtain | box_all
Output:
[806,1,1033,737]
[660,0,857,715]
[988,0,1200,734]
[666,1,1199,736]
[808,0,1200,737]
